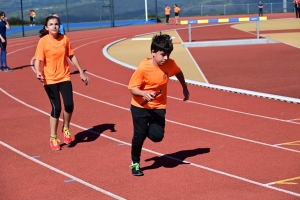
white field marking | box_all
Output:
[73,91,300,154]
[0,141,126,200]
[173,30,209,83]
[1,88,300,198]
[85,72,299,125]
[7,45,37,55]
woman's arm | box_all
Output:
[34,59,44,82]
[69,54,90,85]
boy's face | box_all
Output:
[151,50,170,66]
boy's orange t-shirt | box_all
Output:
[128,58,181,109]
[34,34,74,85]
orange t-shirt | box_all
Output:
[174,7,181,13]
[165,7,171,15]
[34,34,74,85]
[128,58,181,109]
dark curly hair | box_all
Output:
[151,33,173,54]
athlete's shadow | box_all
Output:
[65,123,116,148]
[141,148,210,171]
[12,64,34,71]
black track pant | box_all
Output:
[130,105,166,163]
[44,81,74,118]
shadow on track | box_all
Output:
[62,123,116,148]
[141,147,210,171]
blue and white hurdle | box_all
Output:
[180,16,268,42]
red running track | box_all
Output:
[1,14,300,199]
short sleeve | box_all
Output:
[65,36,74,57]
[128,67,143,90]
[168,59,181,77]
[34,38,45,61]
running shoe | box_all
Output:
[3,66,12,72]
[50,137,60,151]
[62,127,72,144]
[130,163,144,176]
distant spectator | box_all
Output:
[294,0,300,18]
[165,5,171,25]
[174,4,181,25]
[258,1,263,16]
[0,11,12,72]
[29,10,33,26]
[50,13,65,34]
[32,10,36,26]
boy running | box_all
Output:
[128,33,190,176]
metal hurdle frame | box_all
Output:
[180,17,268,42]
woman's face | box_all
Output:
[0,13,5,21]
[45,18,59,37]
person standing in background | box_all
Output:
[174,4,181,25]
[258,1,263,16]
[0,11,12,72]
[294,0,300,18]
[165,5,171,25]
[32,10,36,26]
[29,10,33,26]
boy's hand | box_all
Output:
[143,91,156,102]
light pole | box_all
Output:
[145,0,148,21]
[65,0,69,32]
[20,0,25,37]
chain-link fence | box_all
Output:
[0,0,296,38]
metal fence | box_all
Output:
[0,0,296,38]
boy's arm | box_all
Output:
[130,88,156,102]
[175,71,190,101]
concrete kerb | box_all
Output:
[182,38,279,48]
[103,38,300,104]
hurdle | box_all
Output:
[180,16,267,42]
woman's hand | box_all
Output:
[80,72,90,85]
[36,72,44,82]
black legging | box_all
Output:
[44,81,74,118]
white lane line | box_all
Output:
[85,72,299,125]
[74,91,300,154]
[1,87,300,198]
[0,141,126,200]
